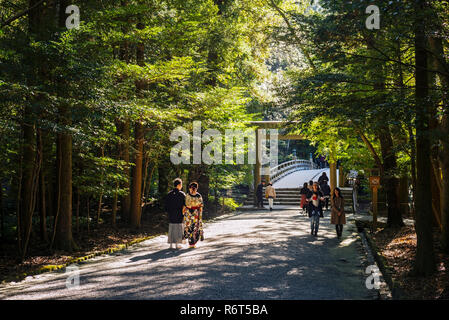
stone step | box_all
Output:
[247,191,302,196]
[247,193,302,198]
[244,199,303,204]
[243,188,355,207]
[244,198,354,206]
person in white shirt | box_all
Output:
[265,183,276,211]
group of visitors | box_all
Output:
[300,172,346,238]
[165,172,346,250]
[165,178,204,250]
[314,155,329,169]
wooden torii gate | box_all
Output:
[250,121,341,204]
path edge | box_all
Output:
[355,220,404,299]
[2,209,246,285]
[1,233,164,285]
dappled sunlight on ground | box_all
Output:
[338,237,358,248]
[0,209,376,300]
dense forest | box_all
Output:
[0,0,448,282]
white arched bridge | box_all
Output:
[270,159,319,185]
[239,121,358,212]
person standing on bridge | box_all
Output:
[256,180,266,208]
[331,187,346,239]
[184,182,204,248]
[165,178,186,250]
[265,183,276,211]
[308,182,325,236]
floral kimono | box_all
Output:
[184,192,204,246]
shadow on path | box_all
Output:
[0,210,375,300]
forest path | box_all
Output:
[0,209,377,300]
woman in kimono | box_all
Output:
[331,187,346,239]
[183,182,204,248]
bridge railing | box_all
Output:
[269,159,316,184]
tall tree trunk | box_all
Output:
[117,2,131,222]
[413,0,435,276]
[42,128,54,221]
[50,136,62,249]
[97,146,105,225]
[441,111,449,252]
[53,0,75,252]
[46,166,55,219]
[130,21,145,228]
[116,119,131,222]
[112,182,118,227]
[378,126,404,227]
[0,181,4,241]
[430,165,442,230]
[130,122,144,228]
[37,129,48,242]
[54,107,74,251]
[394,38,415,218]
[398,176,410,218]
[142,150,150,202]
[428,39,443,230]
[428,35,449,252]
[368,51,402,227]
[87,197,90,234]
[18,0,45,259]
[76,189,80,234]
[96,193,103,225]
[19,113,38,257]
[408,126,417,217]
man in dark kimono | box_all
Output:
[165,178,186,249]
[256,180,266,208]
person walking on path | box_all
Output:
[308,182,325,236]
[321,180,331,210]
[308,180,314,192]
[183,182,204,248]
[165,178,186,250]
[265,183,276,211]
[331,187,346,239]
[256,180,266,208]
[300,182,309,214]
[318,172,329,188]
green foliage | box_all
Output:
[0,0,279,239]
[268,0,442,178]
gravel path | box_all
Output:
[0,209,377,300]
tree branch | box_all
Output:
[0,0,55,29]
[268,0,317,72]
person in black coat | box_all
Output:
[307,182,325,236]
[318,172,329,188]
[256,180,266,208]
[165,178,186,249]
[300,182,309,214]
